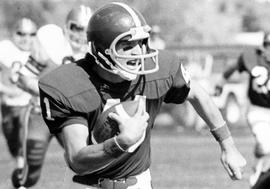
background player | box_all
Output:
[0,17,37,175]
[62,4,92,64]
[8,24,59,189]
[39,2,246,189]
[215,32,270,189]
[9,5,92,189]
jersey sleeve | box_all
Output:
[164,62,191,104]
[238,49,260,73]
[39,86,88,134]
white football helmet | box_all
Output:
[65,5,92,53]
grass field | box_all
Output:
[0,127,255,189]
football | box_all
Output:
[92,100,140,144]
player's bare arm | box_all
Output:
[16,55,58,96]
[16,60,58,96]
[187,80,246,180]
[60,97,149,175]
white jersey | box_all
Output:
[37,24,89,65]
[0,40,32,106]
[0,25,85,107]
[37,24,72,65]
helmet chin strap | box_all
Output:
[93,52,137,81]
[117,67,137,81]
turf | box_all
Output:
[0,128,255,189]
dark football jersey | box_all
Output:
[39,50,190,179]
[238,48,270,107]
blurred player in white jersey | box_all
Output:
[9,5,92,189]
[0,17,37,171]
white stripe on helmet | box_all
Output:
[79,5,92,26]
[112,2,142,27]
[80,5,92,17]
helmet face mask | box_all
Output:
[106,26,159,75]
[66,20,87,50]
[87,2,159,80]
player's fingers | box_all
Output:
[222,161,234,178]
[228,160,245,180]
[135,97,146,116]
[221,157,235,178]
[108,112,122,124]
[231,167,242,180]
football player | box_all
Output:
[215,32,270,189]
[0,17,37,174]
[9,5,92,189]
[9,24,59,189]
[62,4,92,64]
[39,2,246,189]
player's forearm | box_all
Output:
[188,81,235,147]
[17,76,39,96]
[188,81,226,130]
[68,136,127,175]
[70,143,112,175]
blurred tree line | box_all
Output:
[1,0,270,46]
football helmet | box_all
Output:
[65,5,92,52]
[13,17,37,51]
[87,2,159,80]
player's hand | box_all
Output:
[220,137,247,180]
[221,137,246,180]
[108,97,149,148]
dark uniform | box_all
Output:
[237,48,270,107]
[232,47,270,189]
[39,50,190,187]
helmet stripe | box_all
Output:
[112,2,142,27]
[78,5,92,26]
[80,5,92,18]
[22,18,33,26]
